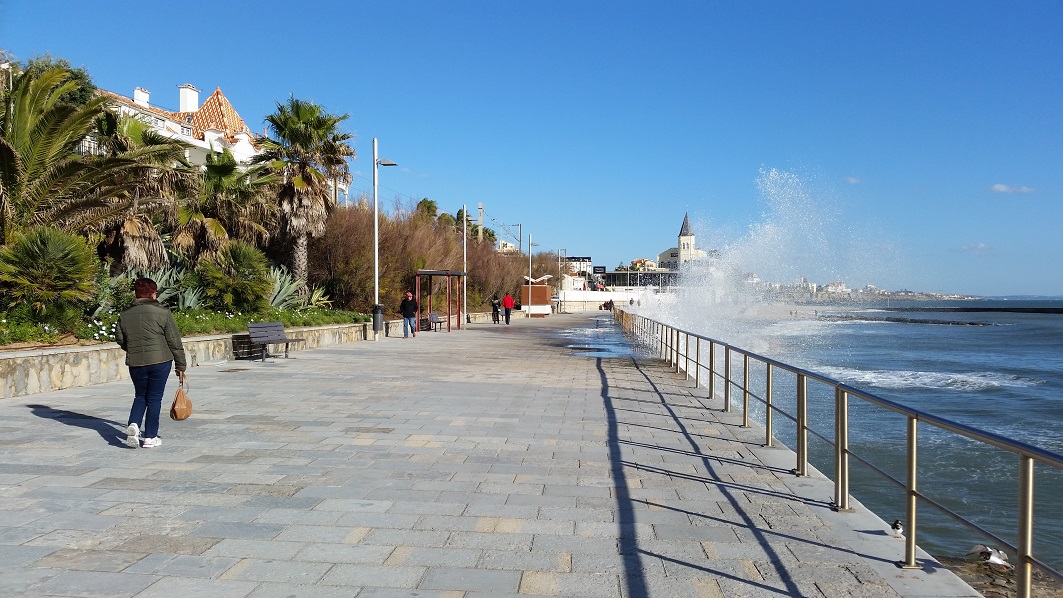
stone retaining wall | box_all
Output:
[1,322,372,400]
[0,314,500,400]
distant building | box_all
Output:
[655,213,709,270]
[564,256,593,276]
[602,213,716,288]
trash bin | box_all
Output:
[372,304,384,336]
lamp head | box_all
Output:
[377,159,397,167]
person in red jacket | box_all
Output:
[501,293,515,325]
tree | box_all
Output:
[254,97,355,283]
[0,67,112,246]
[19,53,96,107]
[0,67,192,273]
[414,198,438,221]
[90,111,198,273]
[172,147,277,264]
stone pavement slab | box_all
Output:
[0,312,980,597]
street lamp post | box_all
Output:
[372,138,397,340]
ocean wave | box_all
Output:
[817,366,1045,391]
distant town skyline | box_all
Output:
[3,1,1060,296]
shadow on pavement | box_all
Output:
[27,404,127,448]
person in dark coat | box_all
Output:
[399,291,419,338]
[115,278,186,448]
[491,296,501,324]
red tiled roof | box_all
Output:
[172,87,252,143]
[99,86,254,145]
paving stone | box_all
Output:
[0,313,981,598]
[419,566,521,592]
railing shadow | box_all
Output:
[597,349,961,595]
[27,404,127,448]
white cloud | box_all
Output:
[990,183,1035,193]
[846,176,861,184]
[961,242,990,252]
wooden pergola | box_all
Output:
[414,269,466,332]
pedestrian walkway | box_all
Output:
[0,312,979,597]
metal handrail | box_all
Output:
[615,309,1063,598]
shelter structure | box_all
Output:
[522,275,553,317]
[414,270,466,332]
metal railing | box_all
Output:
[615,309,1063,598]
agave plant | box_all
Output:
[126,265,186,307]
[176,286,204,311]
[268,266,304,310]
[301,286,333,310]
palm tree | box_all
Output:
[90,111,197,273]
[0,67,113,245]
[172,147,276,264]
[0,67,192,276]
[253,97,355,283]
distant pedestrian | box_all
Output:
[491,296,501,324]
[115,277,186,449]
[400,291,419,338]
[502,292,515,325]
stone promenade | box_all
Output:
[0,312,979,597]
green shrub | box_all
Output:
[197,241,271,313]
[0,313,61,345]
[0,227,98,327]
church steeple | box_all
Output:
[679,213,693,237]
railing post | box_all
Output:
[659,323,665,360]
[764,364,773,447]
[674,328,680,373]
[708,341,716,400]
[901,415,919,568]
[834,387,852,511]
[723,346,732,412]
[1018,454,1034,598]
[796,373,807,476]
[694,337,701,389]
[683,333,690,379]
[742,354,750,428]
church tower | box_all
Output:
[678,213,695,265]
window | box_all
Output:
[181,126,192,136]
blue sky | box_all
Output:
[3,1,1061,296]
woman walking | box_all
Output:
[115,278,187,448]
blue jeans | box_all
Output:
[403,316,417,337]
[128,361,172,438]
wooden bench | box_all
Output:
[428,311,445,331]
[247,322,305,361]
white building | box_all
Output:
[98,83,350,200]
[99,84,260,166]
[656,213,709,271]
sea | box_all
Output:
[636,298,1063,569]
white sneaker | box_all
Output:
[142,437,162,448]
[124,423,140,448]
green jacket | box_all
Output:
[115,299,187,370]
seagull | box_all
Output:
[891,520,904,538]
